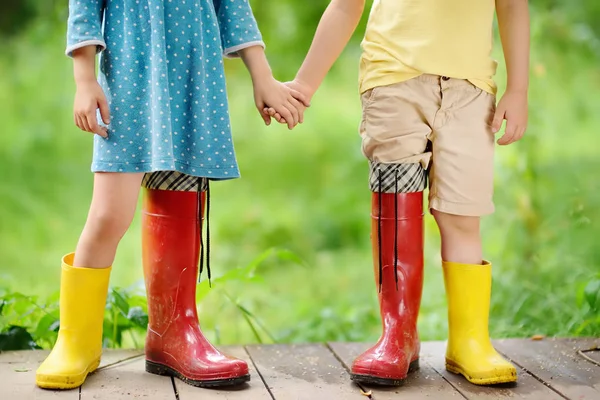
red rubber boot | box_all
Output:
[351,192,424,386]
[142,188,250,387]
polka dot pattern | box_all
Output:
[66,0,265,179]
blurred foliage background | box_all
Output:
[0,1,599,350]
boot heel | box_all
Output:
[445,358,462,375]
[88,357,101,375]
[146,360,172,377]
[408,358,420,373]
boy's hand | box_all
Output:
[74,80,110,138]
[253,76,310,130]
[264,80,313,126]
[492,90,528,146]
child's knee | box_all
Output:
[432,209,480,236]
[86,209,133,242]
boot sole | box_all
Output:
[36,357,101,390]
[350,359,419,386]
[445,359,518,385]
[146,360,251,388]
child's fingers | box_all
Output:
[259,107,271,126]
[87,113,108,138]
[497,119,517,145]
[79,113,92,133]
[277,107,294,130]
[98,97,111,125]
[500,124,525,145]
[285,102,299,129]
[289,89,311,107]
[271,110,286,124]
[264,107,277,117]
[289,97,305,124]
[262,107,285,124]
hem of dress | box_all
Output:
[66,40,107,58]
[223,41,265,59]
[91,160,240,180]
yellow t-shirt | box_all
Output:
[359,0,498,95]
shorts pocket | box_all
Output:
[361,87,380,109]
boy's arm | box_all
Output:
[492,0,530,145]
[293,0,366,99]
[213,0,309,129]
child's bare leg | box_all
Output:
[74,172,144,268]
[432,210,482,264]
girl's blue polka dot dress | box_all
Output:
[66,0,265,180]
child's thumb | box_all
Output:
[491,108,504,133]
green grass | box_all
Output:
[0,13,599,349]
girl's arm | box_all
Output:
[212,0,265,58]
[213,0,309,129]
[67,0,110,136]
[292,0,366,100]
[492,0,530,145]
[66,0,107,57]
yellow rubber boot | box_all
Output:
[36,253,112,389]
[442,261,517,385]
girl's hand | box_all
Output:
[253,76,310,130]
[74,80,111,138]
[264,79,313,125]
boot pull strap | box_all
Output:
[206,180,212,286]
[378,169,383,293]
[197,178,212,287]
[394,169,399,291]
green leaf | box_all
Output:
[584,279,600,312]
[245,248,275,276]
[275,249,307,267]
[111,289,130,316]
[34,313,59,338]
[127,306,148,328]
[196,249,276,301]
[0,326,40,351]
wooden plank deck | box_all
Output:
[1,338,598,400]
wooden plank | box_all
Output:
[173,346,271,400]
[0,350,79,400]
[585,350,600,365]
[328,342,464,399]
[0,350,52,364]
[81,350,176,400]
[562,337,600,367]
[246,343,364,400]
[495,338,600,399]
[422,341,564,400]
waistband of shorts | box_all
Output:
[416,74,467,85]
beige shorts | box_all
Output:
[360,74,496,216]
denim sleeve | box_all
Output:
[213,0,265,58]
[65,0,107,57]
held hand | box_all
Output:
[492,89,528,145]
[253,76,310,130]
[74,80,111,138]
[265,80,313,126]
